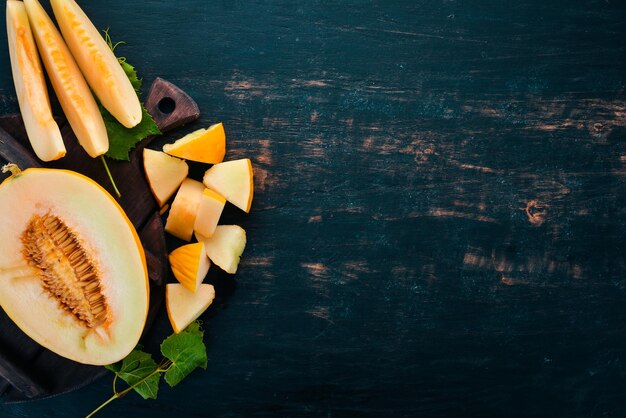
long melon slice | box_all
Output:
[24,0,108,158]
[51,0,142,129]
[6,1,65,162]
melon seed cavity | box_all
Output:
[21,213,109,329]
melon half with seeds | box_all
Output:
[0,166,149,365]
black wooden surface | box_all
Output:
[0,78,200,402]
[1,0,626,417]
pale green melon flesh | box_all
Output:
[0,168,148,365]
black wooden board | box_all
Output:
[1,0,626,417]
[0,78,199,402]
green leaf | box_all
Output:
[160,325,207,387]
[100,33,161,161]
[184,320,203,337]
[120,59,142,91]
[106,349,160,399]
[102,103,160,160]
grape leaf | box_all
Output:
[105,349,160,399]
[101,103,160,161]
[160,325,207,387]
[184,320,203,338]
[100,34,161,161]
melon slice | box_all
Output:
[196,225,246,274]
[143,149,188,207]
[50,0,142,128]
[0,166,149,365]
[164,178,205,241]
[169,242,210,292]
[202,159,254,213]
[23,0,108,158]
[163,123,226,164]
[6,1,65,162]
[193,189,226,238]
[166,284,215,334]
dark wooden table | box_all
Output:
[1,0,626,416]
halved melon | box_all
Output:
[196,225,246,274]
[143,149,188,207]
[0,166,148,365]
[169,242,210,292]
[193,188,226,238]
[24,0,108,158]
[166,283,215,334]
[164,178,205,241]
[202,159,254,213]
[51,0,142,128]
[163,123,226,164]
[6,0,65,162]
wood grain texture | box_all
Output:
[0,0,625,417]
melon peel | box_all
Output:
[163,123,226,164]
[0,165,148,365]
[169,242,210,292]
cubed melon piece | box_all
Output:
[196,225,246,274]
[168,242,210,292]
[165,178,204,241]
[163,123,226,164]
[143,148,188,207]
[202,159,254,213]
[193,189,226,238]
[166,283,215,334]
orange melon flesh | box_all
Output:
[50,0,142,128]
[24,0,108,158]
[193,189,226,238]
[168,242,210,292]
[165,178,205,241]
[6,1,65,162]
[143,149,189,207]
[166,284,215,334]
[196,225,246,274]
[163,123,226,164]
[202,159,254,213]
[0,167,148,365]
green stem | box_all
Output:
[100,156,121,198]
[85,393,118,418]
[85,365,170,418]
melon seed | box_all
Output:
[21,213,109,329]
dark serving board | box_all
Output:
[0,78,199,402]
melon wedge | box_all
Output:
[6,1,65,162]
[196,225,246,274]
[50,0,142,128]
[143,149,188,207]
[166,284,215,334]
[0,166,148,365]
[202,159,254,213]
[169,242,210,292]
[24,0,108,158]
[163,123,226,164]
[165,178,205,241]
[193,189,226,238]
